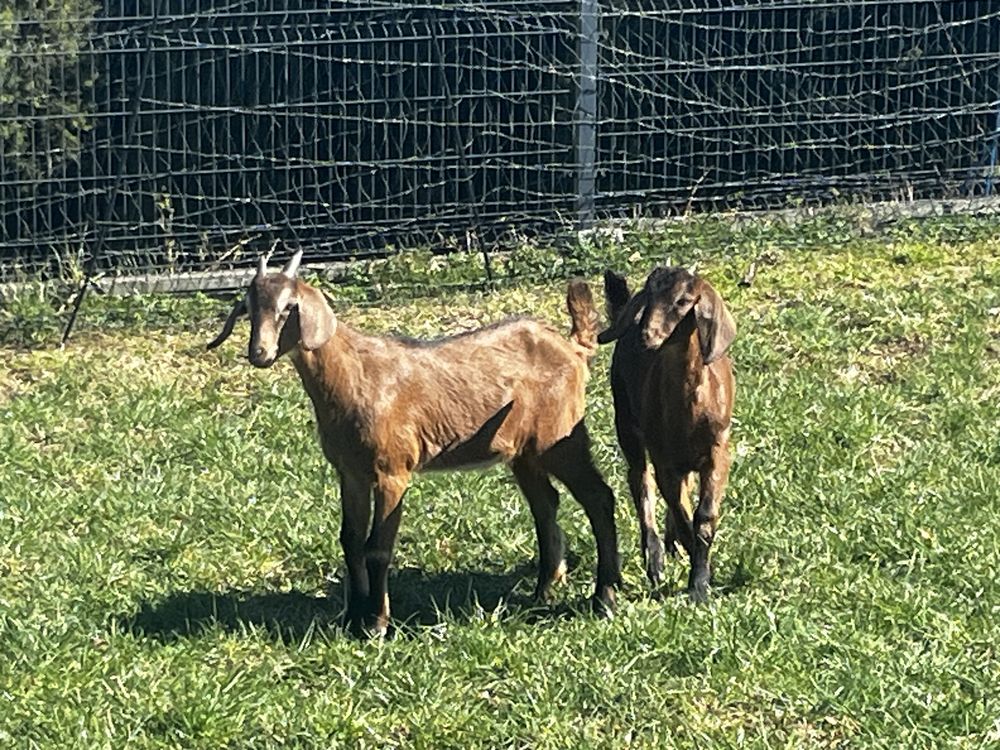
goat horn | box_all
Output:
[256,254,267,278]
[597,291,646,344]
[282,248,304,278]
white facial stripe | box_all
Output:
[274,286,293,320]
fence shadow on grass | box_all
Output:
[121,563,590,642]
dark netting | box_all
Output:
[2,1,999,282]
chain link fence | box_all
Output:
[3,1,1000,287]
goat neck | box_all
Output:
[289,322,366,422]
[656,309,705,394]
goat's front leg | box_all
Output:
[689,442,731,602]
[617,427,666,587]
[661,473,693,564]
[364,471,409,638]
[339,473,372,635]
[653,468,696,564]
[511,458,566,603]
[613,389,666,584]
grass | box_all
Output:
[2,213,1000,747]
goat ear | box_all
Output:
[694,282,736,364]
[296,283,337,351]
[603,269,631,321]
[206,297,246,350]
[597,290,646,344]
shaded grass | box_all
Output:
[2,219,1000,747]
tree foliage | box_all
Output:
[0,0,99,181]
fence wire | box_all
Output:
[2,1,1000,284]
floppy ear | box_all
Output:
[597,290,646,344]
[694,282,736,364]
[603,269,631,322]
[296,283,337,351]
[206,297,246,350]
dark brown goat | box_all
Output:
[598,266,735,600]
[208,250,620,635]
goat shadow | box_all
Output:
[121,563,586,642]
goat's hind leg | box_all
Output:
[689,444,731,602]
[542,423,621,617]
[511,458,566,604]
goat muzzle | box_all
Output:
[249,346,277,368]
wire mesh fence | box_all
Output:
[598,1,1000,213]
[3,0,1000,287]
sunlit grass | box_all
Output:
[2,216,999,747]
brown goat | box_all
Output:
[207,250,620,636]
[598,266,735,601]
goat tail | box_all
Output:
[603,269,631,323]
[566,278,599,358]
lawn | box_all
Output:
[2,214,999,748]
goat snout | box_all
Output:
[642,328,663,351]
[249,346,276,368]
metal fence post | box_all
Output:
[61,0,165,344]
[575,0,599,231]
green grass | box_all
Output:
[2,215,1000,747]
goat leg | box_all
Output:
[543,424,621,617]
[364,472,408,638]
[511,459,566,603]
[615,411,666,587]
[655,468,696,563]
[629,462,667,586]
[339,474,372,636]
[661,473,695,561]
[689,446,730,602]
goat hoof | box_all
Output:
[533,557,568,604]
[643,537,663,588]
[345,617,390,640]
[592,588,616,619]
[688,560,712,602]
[646,566,663,588]
[533,586,555,605]
[645,545,665,587]
[687,578,710,604]
[343,607,374,639]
